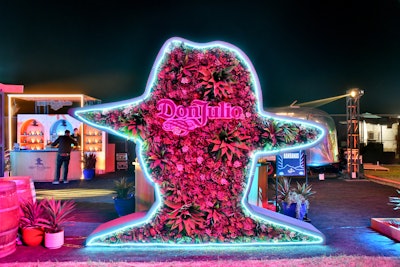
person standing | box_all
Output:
[72,127,81,147]
[51,129,78,184]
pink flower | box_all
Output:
[181,77,190,84]
[233,161,242,168]
[176,164,184,172]
[197,156,204,164]
[220,178,228,185]
[182,145,189,153]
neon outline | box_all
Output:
[71,37,327,247]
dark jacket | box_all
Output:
[51,135,78,154]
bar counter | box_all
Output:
[10,150,82,182]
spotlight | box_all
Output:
[347,88,364,98]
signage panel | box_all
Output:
[276,150,306,176]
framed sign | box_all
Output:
[276,150,306,176]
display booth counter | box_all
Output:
[6,94,115,178]
[10,150,82,182]
[13,114,109,175]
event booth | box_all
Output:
[6,94,114,182]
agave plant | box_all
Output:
[19,199,49,229]
[113,177,135,199]
[273,177,292,203]
[41,197,76,233]
[388,189,400,211]
[296,181,316,200]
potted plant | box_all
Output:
[41,197,76,249]
[82,152,96,180]
[19,199,48,246]
[113,177,135,217]
[273,177,315,220]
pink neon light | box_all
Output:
[157,99,243,136]
[0,83,24,93]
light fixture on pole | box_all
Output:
[346,88,364,179]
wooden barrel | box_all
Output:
[0,181,19,258]
[2,176,36,205]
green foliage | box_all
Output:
[364,165,400,181]
[113,177,135,199]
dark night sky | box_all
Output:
[1,0,400,115]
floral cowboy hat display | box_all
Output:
[71,37,326,246]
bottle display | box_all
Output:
[83,125,103,152]
[19,120,45,150]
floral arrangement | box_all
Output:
[274,177,315,219]
[79,40,322,244]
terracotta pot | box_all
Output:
[21,227,44,246]
[44,230,64,249]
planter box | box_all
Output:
[371,218,400,242]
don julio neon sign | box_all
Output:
[157,99,244,136]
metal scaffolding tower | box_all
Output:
[346,88,364,179]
